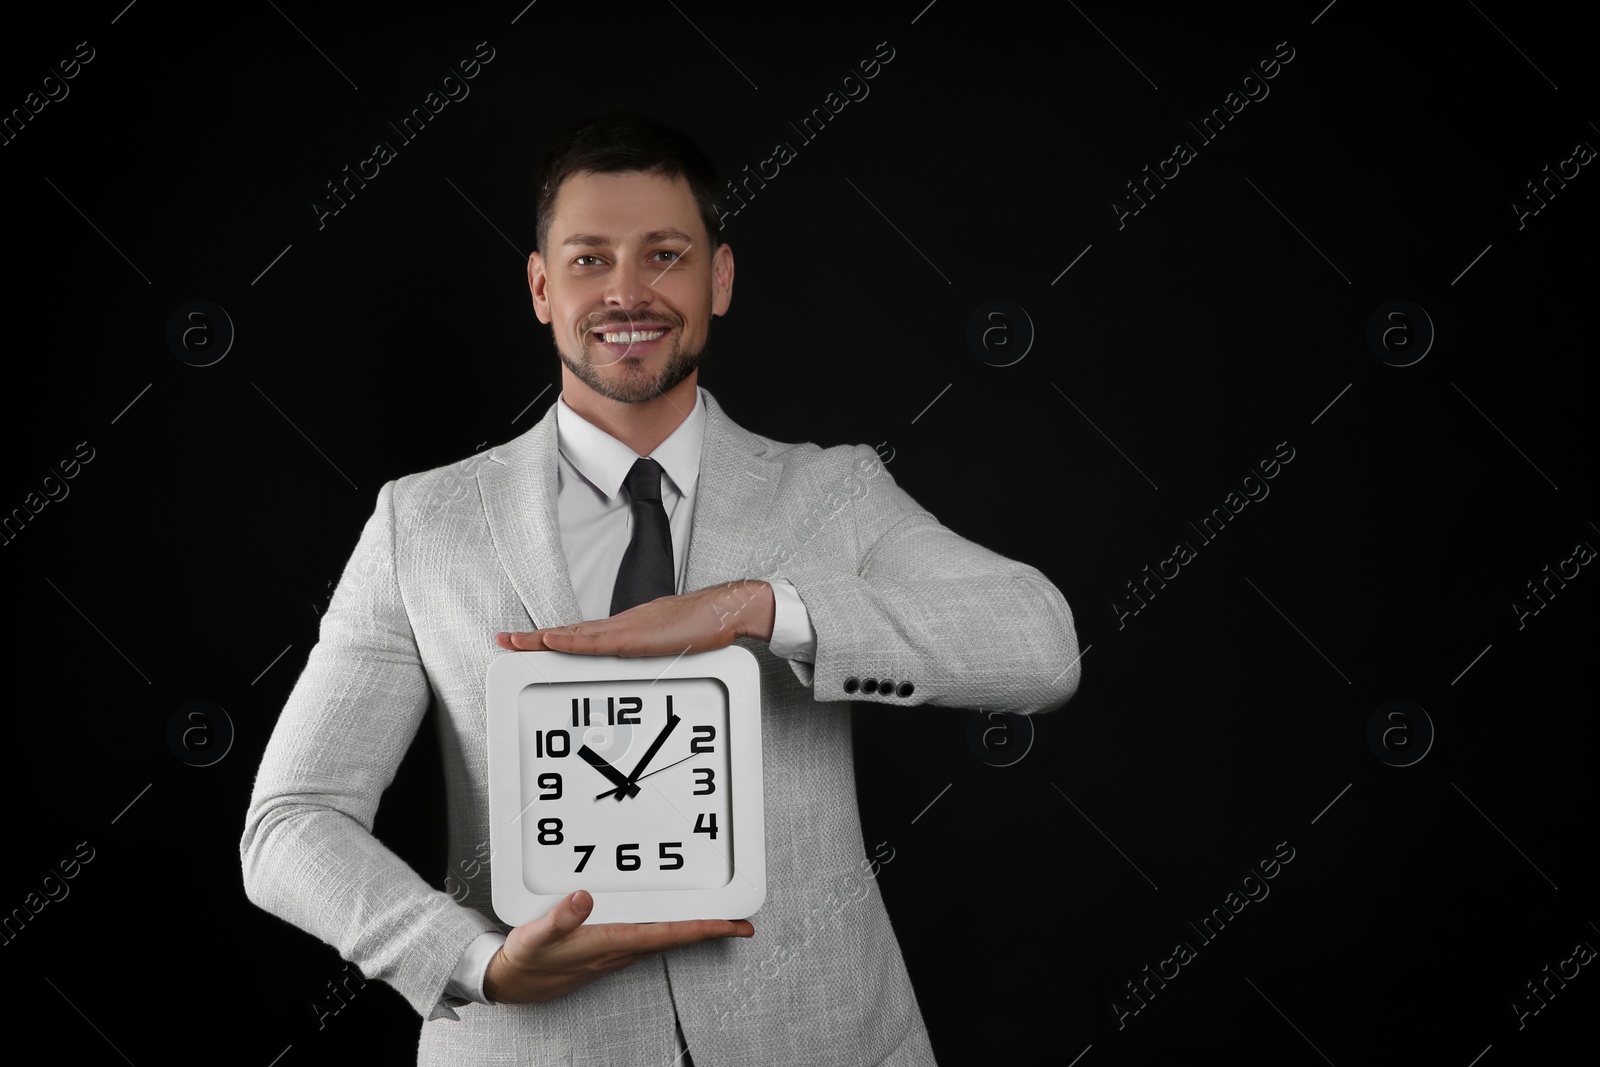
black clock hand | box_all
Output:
[616,710,681,802]
[577,744,640,799]
[595,752,696,799]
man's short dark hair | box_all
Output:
[535,112,723,256]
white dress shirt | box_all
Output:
[443,387,817,1018]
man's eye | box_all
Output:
[574,255,603,267]
[652,250,681,264]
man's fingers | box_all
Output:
[613,918,754,954]
[496,630,564,649]
[538,630,607,652]
[498,628,617,654]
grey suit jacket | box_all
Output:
[240,388,1081,1066]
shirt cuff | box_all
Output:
[766,578,817,664]
[444,930,508,1005]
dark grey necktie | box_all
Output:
[609,458,675,614]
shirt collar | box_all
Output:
[555,387,705,500]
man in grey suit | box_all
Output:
[241,113,1081,1065]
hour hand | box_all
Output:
[578,745,639,799]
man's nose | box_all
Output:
[605,257,653,310]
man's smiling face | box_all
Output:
[529,169,733,407]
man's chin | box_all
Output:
[561,347,703,405]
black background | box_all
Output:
[2,1,1595,1064]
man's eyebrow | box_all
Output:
[560,228,695,249]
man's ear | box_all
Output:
[528,251,553,324]
[711,242,735,318]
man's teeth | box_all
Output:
[600,328,666,343]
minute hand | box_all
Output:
[618,707,680,801]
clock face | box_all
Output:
[517,677,734,895]
[487,646,765,924]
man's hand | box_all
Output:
[495,580,774,657]
[483,890,754,1004]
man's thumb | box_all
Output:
[547,890,593,939]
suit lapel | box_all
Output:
[685,392,784,591]
[477,389,784,629]
[477,403,583,629]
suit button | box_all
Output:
[896,681,914,697]
[843,676,859,694]
[880,678,896,694]
[861,678,878,694]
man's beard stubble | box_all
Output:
[558,326,707,405]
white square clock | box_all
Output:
[485,645,765,925]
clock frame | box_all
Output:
[485,645,765,925]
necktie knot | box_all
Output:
[624,458,664,505]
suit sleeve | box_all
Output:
[240,479,502,1020]
[780,446,1081,713]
